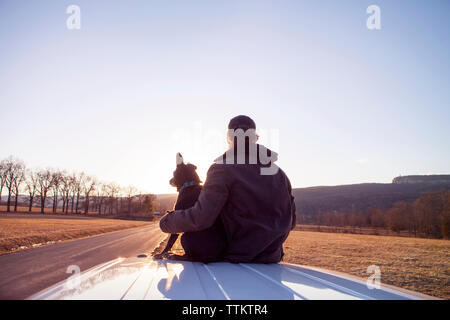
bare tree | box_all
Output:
[82,176,97,214]
[66,172,81,214]
[59,172,71,214]
[103,183,112,215]
[68,173,77,213]
[51,170,63,213]
[0,156,160,222]
[116,185,125,214]
[141,195,155,220]
[0,162,5,207]
[73,173,85,214]
[442,191,450,239]
[2,156,25,212]
[105,182,120,215]
[37,169,53,213]
[134,193,146,215]
[413,191,444,238]
[13,165,26,212]
[93,182,106,214]
[25,169,39,212]
[125,185,138,216]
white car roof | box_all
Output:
[29,257,435,300]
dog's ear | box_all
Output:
[176,152,184,166]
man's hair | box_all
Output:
[227,115,257,146]
[228,115,256,131]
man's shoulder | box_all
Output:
[277,167,292,190]
[208,161,227,172]
[205,162,230,183]
[277,167,288,178]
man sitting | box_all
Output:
[160,115,297,263]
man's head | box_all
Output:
[228,115,256,131]
[227,115,258,147]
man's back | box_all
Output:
[218,161,296,263]
[160,144,296,263]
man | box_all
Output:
[160,115,297,263]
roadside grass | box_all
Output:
[1,205,102,215]
[0,213,153,255]
[294,224,421,238]
[283,230,450,299]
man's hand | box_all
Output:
[158,164,229,234]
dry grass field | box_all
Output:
[0,205,100,215]
[0,212,153,255]
[283,230,450,299]
[294,224,417,237]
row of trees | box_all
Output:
[0,156,157,218]
[297,189,450,239]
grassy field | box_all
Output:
[0,212,153,255]
[1,205,101,215]
[294,224,421,238]
[283,230,450,299]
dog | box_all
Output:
[156,153,202,258]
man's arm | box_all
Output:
[159,164,229,234]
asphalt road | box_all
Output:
[0,224,166,300]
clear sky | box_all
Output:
[1,0,449,194]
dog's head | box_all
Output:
[169,153,201,191]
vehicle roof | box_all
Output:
[29,257,435,300]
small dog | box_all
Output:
[157,153,202,257]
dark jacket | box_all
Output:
[160,144,297,263]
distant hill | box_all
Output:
[155,193,177,212]
[293,175,450,215]
[392,174,450,184]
